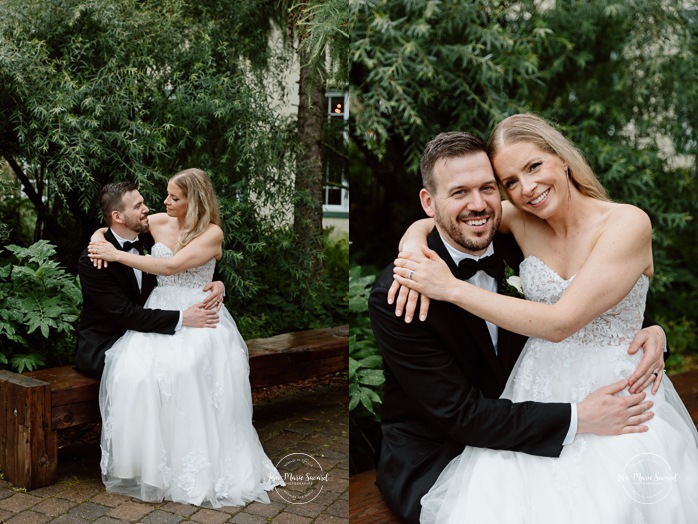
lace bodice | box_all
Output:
[151,243,216,289]
[519,256,649,346]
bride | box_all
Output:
[88,168,283,507]
[393,114,698,522]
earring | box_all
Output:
[566,167,572,202]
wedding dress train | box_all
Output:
[99,243,283,507]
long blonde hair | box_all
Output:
[487,113,610,202]
[170,168,222,251]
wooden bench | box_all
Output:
[348,369,698,524]
[349,469,401,523]
[0,325,348,490]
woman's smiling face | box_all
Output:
[492,141,568,219]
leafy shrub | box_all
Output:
[0,241,81,372]
[224,225,349,340]
[349,263,384,473]
[661,316,698,374]
[349,265,383,417]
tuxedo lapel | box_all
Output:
[427,228,506,386]
[492,234,527,375]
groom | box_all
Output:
[75,181,223,378]
[368,132,665,523]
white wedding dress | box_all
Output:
[99,243,283,507]
[421,256,698,523]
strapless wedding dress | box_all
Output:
[421,256,698,523]
[99,243,283,507]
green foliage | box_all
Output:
[348,262,383,473]
[351,0,558,170]
[0,0,346,343]
[292,0,350,89]
[0,165,36,247]
[223,225,349,340]
[0,241,81,372]
[661,317,698,374]
[349,264,383,418]
[351,0,698,367]
[0,0,300,268]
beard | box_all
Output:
[122,214,150,234]
[434,207,500,253]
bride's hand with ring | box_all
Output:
[88,241,119,268]
[392,246,458,321]
[387,240,433,323]
[203,281,226,311]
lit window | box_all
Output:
[323,91,349,215]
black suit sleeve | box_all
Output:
[369,269,571,457]
[78,252,179,334]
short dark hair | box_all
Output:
[99,181,138,225]
[420,132,488,192]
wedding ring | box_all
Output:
[652,371,658,377]
[408,270,414,280]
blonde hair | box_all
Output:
[487,114,610,202]
[170,168,222,251]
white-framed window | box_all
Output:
[323,91,349,215]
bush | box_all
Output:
[349,264,383,417]
[349,263,384,473]
[227,226,349,340]
[661,316,698,374]
[0,241,81,372]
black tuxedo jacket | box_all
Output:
[75,230,179,378]
[368,229,571,523]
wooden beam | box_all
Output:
[0,370,57,489]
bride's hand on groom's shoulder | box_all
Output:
[393,247,454,304]
[388,280,430,324]
[88,240,118,269]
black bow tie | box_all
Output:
[457,254,503,280]
[121,239,144,254]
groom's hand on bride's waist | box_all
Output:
[577,379,654,436]
[183,303,220,328]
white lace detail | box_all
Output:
[175,450,212,496]
[261,461,286,491]
[511,257,649,403]
[520,256,649,346]
[159,449,172,484]
[152,243,216,289]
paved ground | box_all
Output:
[0,377,348,524]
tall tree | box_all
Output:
[350,0,698,361]
[0,0,289,267]
[276,0,350,275]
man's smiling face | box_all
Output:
[420,151,502,256]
